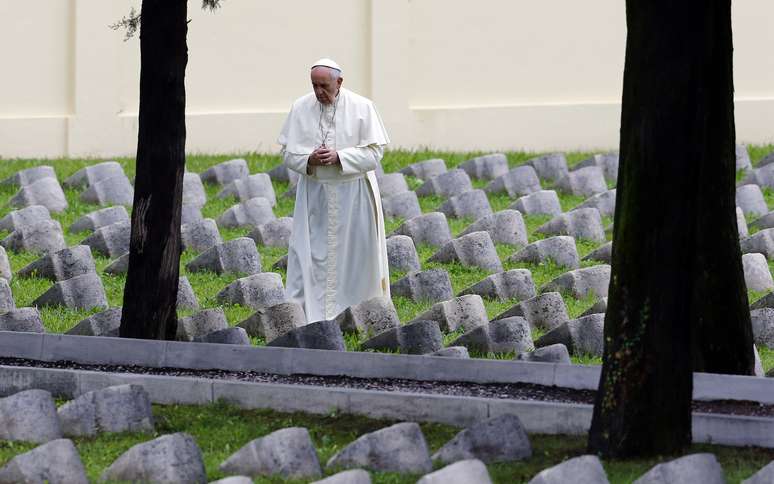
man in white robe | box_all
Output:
[278,58,391,323]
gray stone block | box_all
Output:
[485,165,542,197]
[268,319,346,350]
[528,455,609,484]
[516,343,572,364]
[182,218,223,253]
[2,219,66,255]
[390,212,452,247]
[101,432,207,484]
[0,279,14,313]
[741,228,774,259]
[430,346,470,359]
[750,308,774,348]
[433,414,531,464]
[267,162,300,183]
[459,209,528,247]
[18,245,95,281]
[400,158,447,181]
[218,173,277,206]
[580,297,608,317]
[418,459,492,484]
[536,313,605,356]
[583,241,612,264]
[493,292,570,332]
[249,217,293,248]
[69,205,129,234]
[459,153,509,180]
[220,427,322,479]
[458,269,536,301]
[10,177,68,213]
[177,276,200,310]
[508,236,580,269]
[66,307,122,337]
[0,307,44,333]
[64,161,125,189]
[312,469,372,484]
[80,174,133,206]
[334,296,400,336]
[361,320,443,355]
[510,190,562,216]
[0,438,88,484]
[428,231,503,273]
[177,309,229,341]
[382,190,422,219]
[451,317,533,354]
[575,153,619,183]
[210,476,255,484]
[573,189,616,217]
[754,344,765,377]
[737,184,769,217]
[217,272,285,310]
[1,165,57,187]
[438,189,493,220]
[327,422,432,474]
[412,295,488,332]
[183,172,207,208]
[525,153,569,182]
[0,389,62,443]
[239,302,305,341]
[181,204,203,225]
[736,145,753,172]
[186,238,262,275]
[272,254,288,271]
[745,163,774,189]
[32,272,108,310]
[750,211,774,231]
[391,269,454,303]
[541,265,611,299]
[0,246,11,281]
[743,460,774,484]
[536,208,606,242]
[556,166,607,197]
[193,327,251,345]
[738,207,749,238]
[79,221,130,258]
[0,205,52,232]
[200,158,249,185]
[415,169,473,198]
[743,253,774,292]
[377,172,409,198]
[103,253,129,275]
[386,235,421,274]
[633,453,724,484]
[751,292,774,310]
[759,150,774,168]
[218,197,276,229]
[58,384,154,437]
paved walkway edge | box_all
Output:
[0,364,771,449]
[0,331,772,404]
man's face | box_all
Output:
[311,67,342,105]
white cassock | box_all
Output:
[278,87,391,323]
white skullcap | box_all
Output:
[311,58,342,72]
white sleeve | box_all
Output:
[283,149,311,175]
[337,144,384,175]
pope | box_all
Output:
[278,58,391,323]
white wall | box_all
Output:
[1,0,772,159]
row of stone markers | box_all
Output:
[0,385,771,483]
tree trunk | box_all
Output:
[587,0,753,458]
[120,0,188,340]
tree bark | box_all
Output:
[120,0,188,340]
[587,0,753,458]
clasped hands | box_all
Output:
[308,146,339,167]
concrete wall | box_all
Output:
[1,0,772,158]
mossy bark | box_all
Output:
[587,0,754,458]
[120,0,187,340]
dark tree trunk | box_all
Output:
[587,1,754,458]
[119,0,188,340]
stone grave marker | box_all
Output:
[18,245,96,281]
[81,174,134,206]
[100,433,207,484]
[428,231,503,273]
[485,165,542,197]
[391,212,452,247]
[493,292,570,332]
[218,173,277,206]
[556,166,607,197]
[10,177,68,213]
[0,389,62,443]
[459,209,528,247]
[193,327,251,345]
[64,161,125,189]
[267,319,346,350]
[217,197,275,229]
[574,153,619,183]
[516,343,571,364]
[58,384,154,437]
[391,269,454,303]
[736,184,768,216]
[572,189,616,217]
[458,153,509,180]
[183,172,207,208]
[582,241,612,264]
[535,207,606,242]
[508,235,580,269]
[220,427,322,480]
[80,221,130,258]
[177,308,229,341]
[361,319,443,355]
[66,307,123,337]
[451,317,534,354]
[0,307,45,333]
[415,169,473,198]
[432,414,531,464]
[200,158,249,185]
[249,217,293,248]
[32,272,108,310]
[186,238,262,275]
[377,172,409,198]
[0,438,88,484]
[438,189,493,219]
[0,205,52,232]
[400,158,447,181]
[525,153,569,182]
[69,206,129,234]
[535,313,605,356]
[217,272,286,310]
[334,296,400,336]
[2,219,66,255]
[509,190,563,216]
[458,269,536,301]
[411,294,488,332]
[1,165,57,187]
[541,264,611,299]
[239,301,306,341]
[382,190,422,219]
[181,218,222,253]
[386,235,421,274]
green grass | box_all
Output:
[0,149,772,372]
[0,402,770,483]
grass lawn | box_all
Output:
[0,402,771,483]
[0,147,772,372]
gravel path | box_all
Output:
[1,357,771,418]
